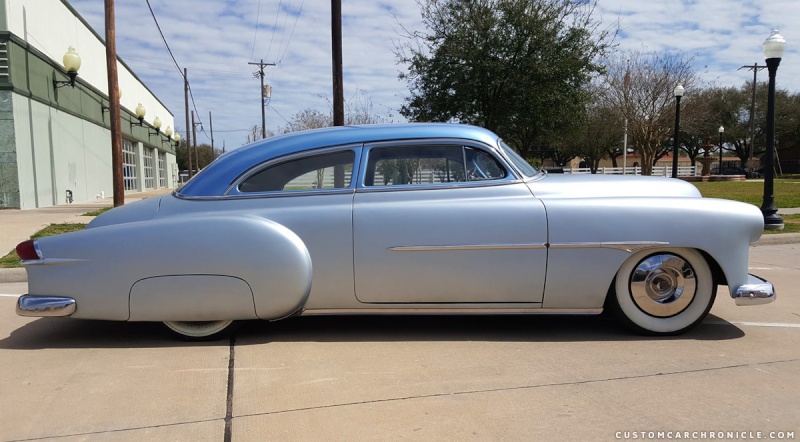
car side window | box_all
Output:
[239,150,355,192]
[364,145,506,186]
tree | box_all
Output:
[397,0,612,158]
[175,142,219,171]
[572,89,620,173]
[603,51,696,175]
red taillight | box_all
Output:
[16,240,40,260]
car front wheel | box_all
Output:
[610,248,716,335]
[163,320,239,341]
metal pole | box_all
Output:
[104,0,124,206]
[749,66,758,165]
[718,131,723,174]
[761,57,784,229]
[184,68,192,178]
[671,96,681,178]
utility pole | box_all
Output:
[331,0,345,187]
[248,59,275,139]
[209,111,214,158]
[184,68,193,178]
[191,111,197,173]
[105,0,123,206]
[739,63,766,166]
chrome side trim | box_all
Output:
[549,241,669,253]
[302,308,602,315]
[733,274,776,306]
[17,295,77,317]
[388,243,547,252]
[21,258,87,266]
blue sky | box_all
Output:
[68,0,800,151]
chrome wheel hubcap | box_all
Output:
[630,254,696,317]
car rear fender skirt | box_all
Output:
[128,275,259,321]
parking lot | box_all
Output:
[1,243,798,441]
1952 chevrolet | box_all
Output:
[16,124,774,339]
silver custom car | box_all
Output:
[16,123,775,339]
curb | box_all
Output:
[0,268,27,283]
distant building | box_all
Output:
[0,0,178,209]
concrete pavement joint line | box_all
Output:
[5,417,225,442]
[224,334,236,442]
[231,358,800,420]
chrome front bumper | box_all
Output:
[732,274,776,306]
[16,295,77,317]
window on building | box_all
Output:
[158,152,167,188]
[143,147,155,190]
[122,139,138,191]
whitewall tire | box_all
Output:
[611,248,716,335]
[163,320,238,341]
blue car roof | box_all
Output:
[178,123,501,197]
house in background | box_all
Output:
[0,0,177,209]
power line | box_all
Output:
[278,0,305,63]
[265,0,284,61]
[250,0,263,61]
[269,104,291,125]
[144,0,183,78]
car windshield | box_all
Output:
[498,140,538,177]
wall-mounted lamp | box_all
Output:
[53,46,81,89]
[173,133,181,149]
[131,103,146,128]
[149,116,162,136]
[163,126,173,143]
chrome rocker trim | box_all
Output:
[16,295,77,317]
[732,274,776,306]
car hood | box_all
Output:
[527,174,702,199]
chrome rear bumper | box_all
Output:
[16,295,76,317]
[732,274,776,306]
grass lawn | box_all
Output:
[692,179,800,208]
[82,207,112,217]
[764,214,800,234]
[0,223,86,268]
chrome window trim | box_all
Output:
[174,188,356,201]
[222,144,363,197]
[355,178,524,194]
[356,138,521,191]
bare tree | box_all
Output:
[603,51,696,175]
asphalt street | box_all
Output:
[0,243,798,441]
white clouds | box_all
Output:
[67,0,799,149]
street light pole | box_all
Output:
[761,30,785,230]
[718,126,724,174]
[671,84,684,178]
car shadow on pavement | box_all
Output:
[1,313,743,349]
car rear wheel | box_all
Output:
[163,320,239,341]
[610,248,716,335]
